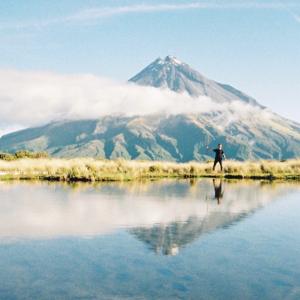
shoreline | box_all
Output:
[0,158,299,182]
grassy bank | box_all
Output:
[0,158,299,182]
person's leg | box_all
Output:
[219,159,223,171]
[213,160,217,171]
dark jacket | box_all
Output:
[213,149,224,160]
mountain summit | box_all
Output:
[0,56,299,161]
[130,55,261,107]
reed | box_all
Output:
[0,157,299,182]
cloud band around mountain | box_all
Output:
[0,69,274,136]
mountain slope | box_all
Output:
[0,56,299,161]
[0,112,299,161]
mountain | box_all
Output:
[129,55,262,107]
[0,56,299,161]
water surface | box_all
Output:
[0,179,299,299]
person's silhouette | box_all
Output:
[213,179,224,205]
[212,144,225,171]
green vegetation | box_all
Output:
[0,151,49,160]
[0,157,299,182]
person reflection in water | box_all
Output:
[213,179,224,205]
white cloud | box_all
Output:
[0,69,210,125]
[0,69,279,136]
[0,125,24,138]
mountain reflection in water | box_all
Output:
[130,179,252,255]
[0,179,296,249]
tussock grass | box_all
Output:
[0,158,299,182]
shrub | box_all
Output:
[31,151,49,159]
[0,153,15,161]
[14,150,49,159]
[14,150,32,159]
[149,165,161,173]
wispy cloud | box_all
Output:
[294,14,300,22]
[65,2,300,22]
[1,1,300,30]
[280,3,300,23]
[65,3,208,22]
[288,11,300,23]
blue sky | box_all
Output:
[0,0,300,121]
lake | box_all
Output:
[0,179,299,300]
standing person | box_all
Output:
[212,144,225,171]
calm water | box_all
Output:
[0,179,299,300]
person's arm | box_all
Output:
[206,146,216,153]
[222,151,226,159]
